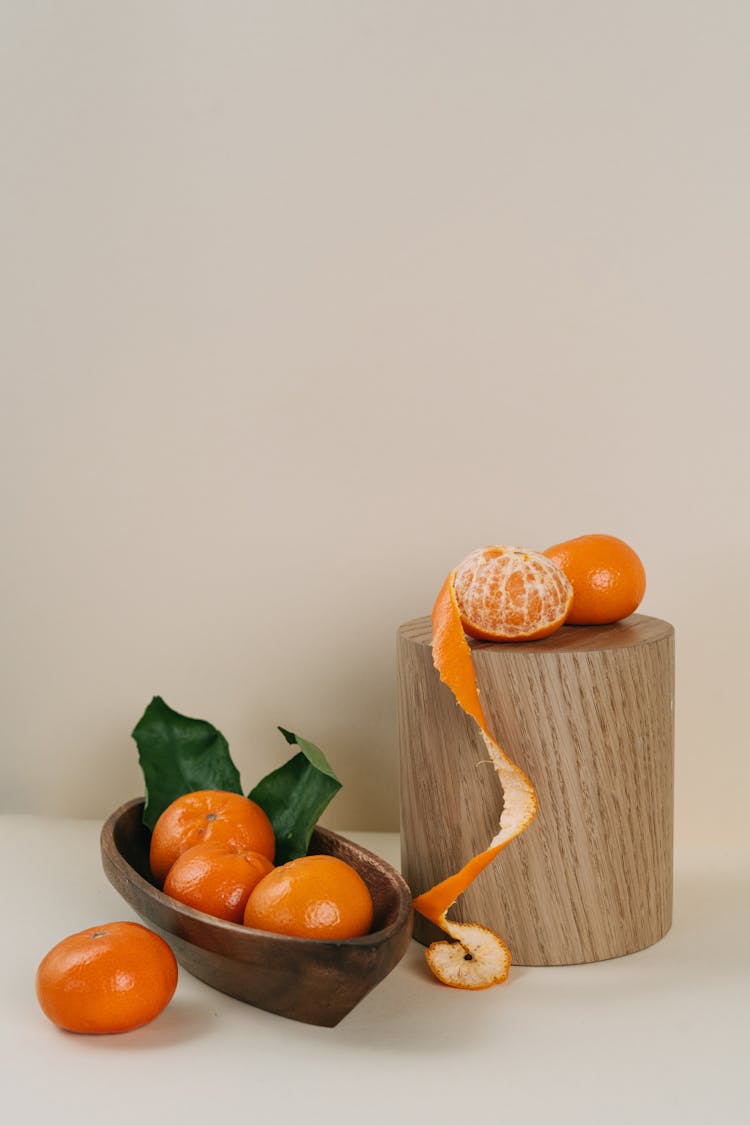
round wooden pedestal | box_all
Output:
[397,614,674,965]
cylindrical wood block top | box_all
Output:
[398,614,675,965]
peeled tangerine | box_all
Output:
[452,546,573,642]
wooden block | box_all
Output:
[397,614,674,965]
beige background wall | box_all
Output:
[2,3,748,848]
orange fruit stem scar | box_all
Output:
[412,567,538,989]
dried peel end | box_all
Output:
[425,921,511,991]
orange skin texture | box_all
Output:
[411,576,538,925]
[163,842,274,923]
[544,534,646,625]
[36,922,177,1035]
[244,854,374,940]
[453,546,573,642]
[430,574,487,731]
[149,789,275,885]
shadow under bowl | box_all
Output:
[101,799,413,1027]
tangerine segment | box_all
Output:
[544,533,646,625]
[36,922,177,1035]
[163,843,274,923]
[244,854,374,940]
[453,546,572,641]
[149,789,275,884]
[412,562,538,987]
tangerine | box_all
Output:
[36,921,177,1034]
[163,842,274,923]
[244,854,374,940]
[149,789,275,884]
[543,534,646,625]
[452,545,573,641]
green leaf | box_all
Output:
[249,728,342,864]
[132,696,242,830]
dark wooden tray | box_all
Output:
[101,799,413,1027]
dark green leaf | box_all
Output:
[249,728,342,864]
[132,696,242,830]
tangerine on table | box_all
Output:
[244,854,374,940]
[149,789,275,884]
[36,921,177,1034]
[163,842,274,923]
[544,534,646,625]
[452,546,573,641]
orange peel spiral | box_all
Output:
[412,568,540,989]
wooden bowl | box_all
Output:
[101,799,413,1027]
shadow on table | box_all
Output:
[74,997,209,1052]
[76,861,749,1053]
[333,858,750,1051]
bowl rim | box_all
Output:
[102,798,413,950]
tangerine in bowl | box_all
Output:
[100,799,412,1027]
[244,854,374,940]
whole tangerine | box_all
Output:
[543,533,646,625]
[452,546,573,642]
[149,789,275,885]
[36,921,177,1034]
[243,854,374,940]
[163,842,274,923]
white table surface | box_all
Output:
[1,814,746,1125]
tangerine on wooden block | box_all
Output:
[163,842,274,923]
[544,533,646,625]
[36,922,177,1034]
[244,854,374,940]
[149,789,275,884]
[452,545,573,641]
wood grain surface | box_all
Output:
[398,614,675,965]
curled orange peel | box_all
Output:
[412,572,539,989]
